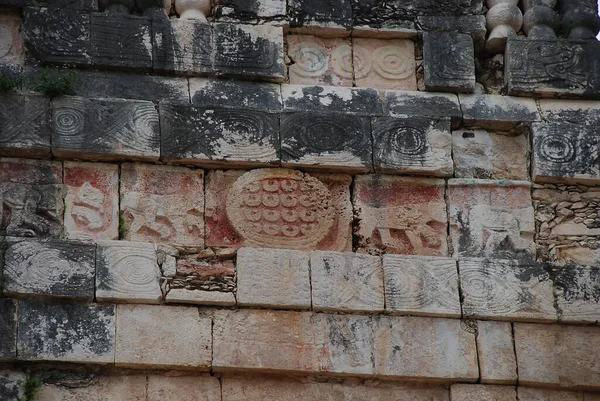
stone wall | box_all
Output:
[0,0,600,400]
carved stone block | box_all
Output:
[354,175,447,256]
[282,84,384,116]
[353,38,416,90]
[191,78,282,111]
[18,300,115,363]
[52,97,160,161]
[0,95,51,158]
[460,258,557,322]
[288,0,352,37]
[205,169,352,251]
[554,264,600,324]
[385,90,462,127]
[0,11,23,65]
[64,161,119,240]
[451,385,517,401]
[90,13,152,70]
[532,122,600,185]
[506,39,600,99]
[4,238,95,300]
[280,112,371,171]
[213,23,284,81]
[383,255,460,317]
[477,321,518,384]
[372,117,453,177]
[236,247,310,309]
[448,179,535,260]
[287,35,352,86]
[0,299,17,361]
[121,163,204,247]
[459,94,540,131]
[311,251,384,313]
[423,31,475,93]
[96,240,162,304]
[160,103,279,167]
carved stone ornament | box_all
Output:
[486,0,523,54]
[522,0,560,39]
[175,0,211,21]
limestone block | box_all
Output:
[90,13,152,69]
[311,251,384,313]
[115,304,212,369]
[476,320,517,384]
[0,10,23,65]
[448,179,535,259]
[373,316,479,381]
[22,8,91,65]
[4,238,95,300]
[38,376,147,401]
[148,375,221,401]
[538,99,600,125]
[165,288,236,306]
[0,370,24,401]
[213,309,373,375]
[452,130,529,180]
[280,112,372,172]
[64,161,119,240]
[282,84,384,116]
[518,388,584,401]
[0,95,51,158]
[514,323,600,389]
[191,78,282,111]
[0,299,17,361]
[353,38,416,90]
[459,94,540,131]
[121,163,204,247]
[451,384,517,401]
[354,175,447,256]
[287,35,352,86]
[213,23,284,81]
[205,169,352,251]
[383,255,460,317]
[52,97,160,161]
[423,31,475,93]
[506,39,600,99]
[385,90,462,127]
[96,240,162,304]
[236,248,310,309]
[159,102,279,167]
[554,264,600,324]
[532,122,600,185]
[351,21,418,39]
[288,0,352,37]
[18,300,115,364]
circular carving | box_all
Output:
[104,246,158,294]
[6,242,73,290]
[391,126,427,155]
[539,134,576,163]
[330,44,353,79]
[54,105,85,137]
[289,43,329,77]
[226,169,335,249]
[353,45,372,79]
[372,46,414,80]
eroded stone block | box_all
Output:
[38,376,146,401]
[0,11,24,65]
[287,35,352,86]
[385,90,462,129]
[423,31,475,93]
[0,95,51,158]
[191,78,282,111]
[518,388,584,401]
[148,376,221,401]
[353,38,416,90]
[165,288,236,306]
[282,84,384,116]
[477,320,517,384]
[459,94,540,131]
[554,264,600,324]
[354,175,447,256]
[0,299,17,360]
[451,384,517,401]
[288,0,352,36]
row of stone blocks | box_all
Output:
[1,296,600,389]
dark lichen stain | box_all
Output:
[555,265,600,303]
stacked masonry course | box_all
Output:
[0,0,600,400]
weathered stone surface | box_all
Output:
[236,248,310,309]
[173,258,236,292]
[18,300,115,363]
[554,264,600,323]
[282,84,384,116]
[311,251,384,313]
[353,38,416,90]
[115,304,211,369]
[214,0,286,22]
[514,323,600,389]
[121,163,204,247]
[213,309,373,375]
[423,31,475,93]
[506,39,600,99]
[64,161,119,240]
[385,90,462,127]
[90,13,152,70]
[0,370,24,401]
[448,179,535,259]
[477,320,517,384]
[287,35,352,86]
[374,316,478,381]
[191,78,282,111]
[160,102,279,166]
[148,375,221,401]
[452,130,529,180]
[205,169,352,251]
[0,299,17,360]
[451,384,517,401]
[288,0,352,36]
[518,387,584,401]
[38,375,146,401]
[96,240,161,304]
[459,94,540,131]
[36,0,98,9]
[165,288,236,306]
[280,112,371,171]
[213,23,284,81]
[351,20,418,39]
[417,15,486,47]
[383,255,460,317]
[0,95,51,158]
[354,175,448,256]
[0,10,23,65]
[372,117,453,176]
[4,238,95,300]
[538,99,600,124]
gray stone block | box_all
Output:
[506,38,600,99]
[0,95,51,158]
[52,96,160,161]
[90,13,152,70]
[459,94,540,131]
[423,31,475,93]
[417,16,486,48]
[0,370,25,401]
[554,264,600,323]
[288,0,352,33]
[42,0,98,10]
[385,90,462,127]
[281,112,372,171]
[191,78,282,111]
[17,300,115,363]
[160,102,279,166]
[4,238,95,300]
[215,0,286,22]
[282,85,384,116]
[0,299,17,360]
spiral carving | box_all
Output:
[376,119,429,157]
[289,42,329,77]
[352,45,372,80]
[485,0,523,54]
[372,46,414,80]
[330,44,353,80]
[54,99,85,138]
[538,134,577,163]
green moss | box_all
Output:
[19,375,41,401]
[35,68,77,98]
[0,74,22,93]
